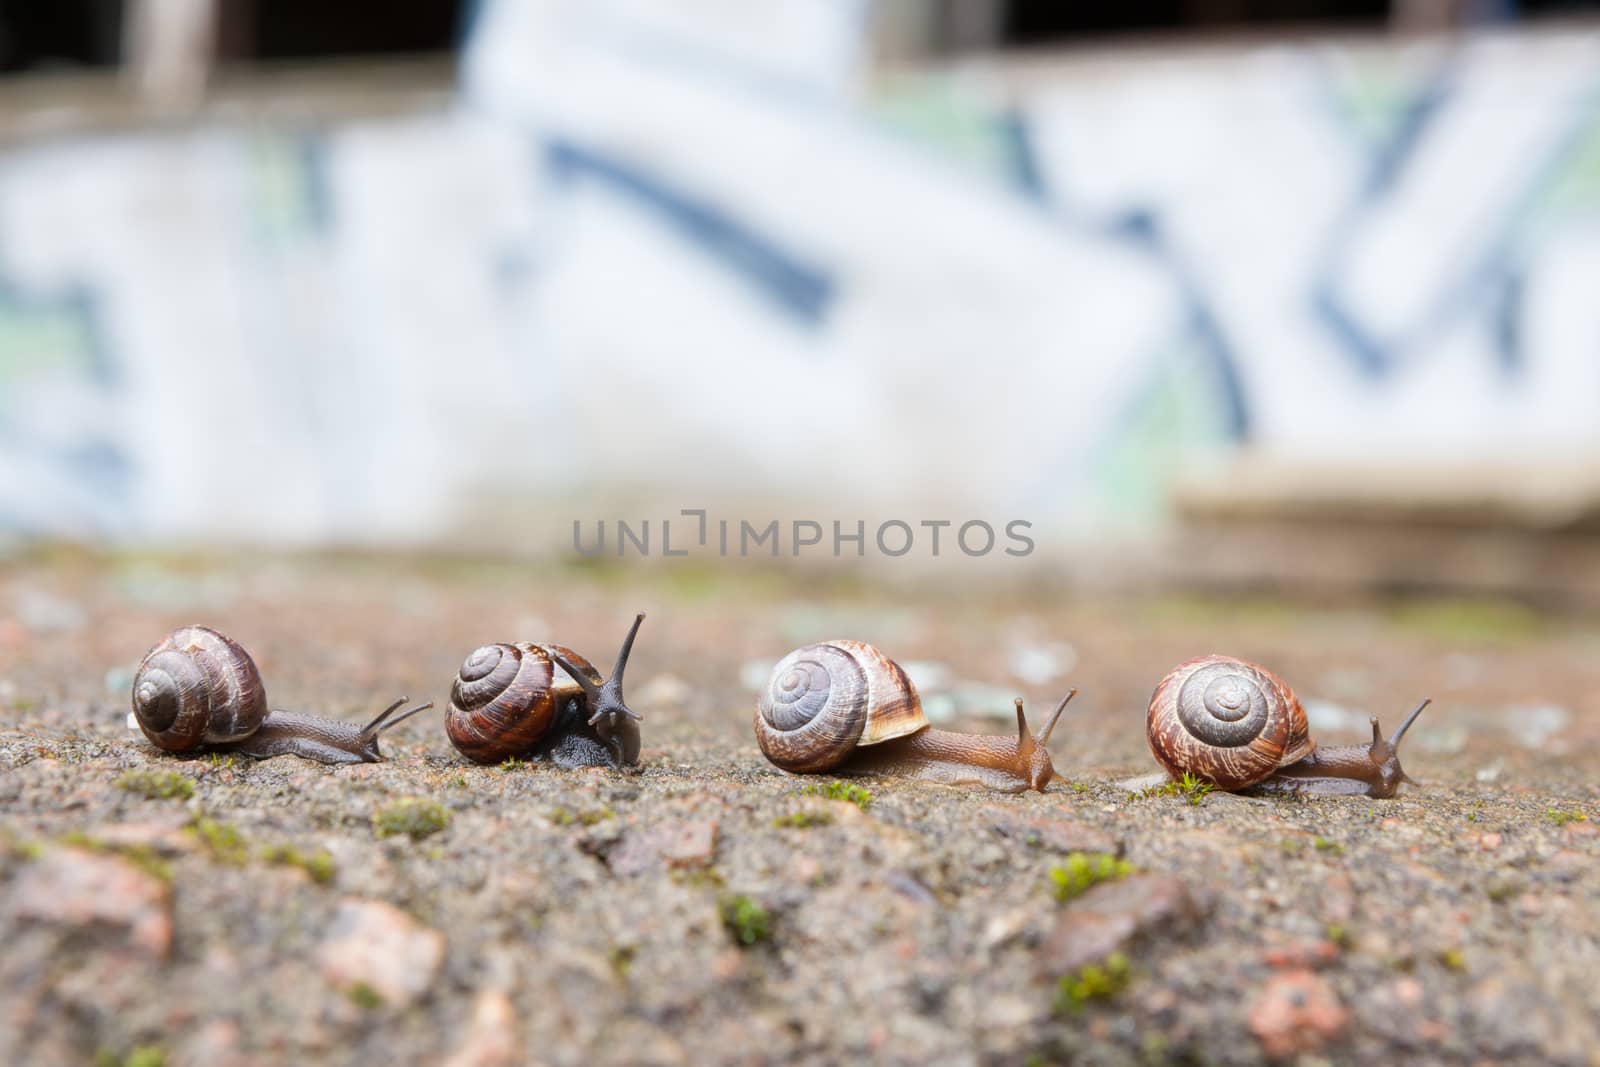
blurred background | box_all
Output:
[2,0,1600,603]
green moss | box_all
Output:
[1137,772,1213,805]
[1049,853,1134,902]
[1485,878,1521,903]
[1053,953,1131,1014]
[800,780,873,810]
[608,943,637,976]
[1325,923,1351,948]
[1438,947,1467,971]
[720,894,772,946]
[188,817,250,864]
[548,806,615,827]
[345,982,384,1010]
[372,798,450,841]
[673,866,727,892]
[499,757,527,773]
[114,769,195,801]
[204,753,237,769]
[772,810,833,829]
[1545,808,1587,826]
[446,772,469,789]
[93,1045,165,1067]
[260,843,337,885]
[1174,772,1213,804]
[1313,836,1344,855]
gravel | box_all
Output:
[1,552,1598,1066]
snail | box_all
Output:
[445,613,646,769]
[754,640,1073,794]
[130,625,432,765]
[1146,655,1431,797]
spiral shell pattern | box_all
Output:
[131,626,269,752]
[754,640,927,774]
[446,642,598,764]
[1146,655,1312,791]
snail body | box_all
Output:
[445,614,646,770]
[131,626,430,765]
[754,640,1071,794]
[1146,655,1429,797]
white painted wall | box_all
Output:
[1,2,1596,551]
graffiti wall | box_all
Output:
[1,0,1597,550]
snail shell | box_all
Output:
[754,640,928,774]
[445,642,601,764]
[131,626,270,753]
[1145,655,1312,791]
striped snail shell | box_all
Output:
[1145,655,1312,791]
[132,625,269,753]
[754,640,928,774]
[445,642,601,764]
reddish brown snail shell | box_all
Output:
[445,614,646,770]
[1146,655,1430,797]
[754,640,1072,794]
[131,625,431,765]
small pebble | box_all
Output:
[11,846,173,959]
[443,991,520,1067]
[1036,875,1196,977]
[317,898,446,1008]
[608,819,719,876]
[1247,970,1349,1059]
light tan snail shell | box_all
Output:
[754,640,927,774]
[1145,655,1312,791]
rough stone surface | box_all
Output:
[984,808,1121,855]
[0,554,1597,1065]
[608,817,720,876]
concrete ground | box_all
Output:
[1,550,1597,1066]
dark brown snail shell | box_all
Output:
[445,614,646,770]
[130,625,430,765]
[132,626,269,753]
[1146,654,1430,797]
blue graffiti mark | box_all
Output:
[1493,265,1524,375]
[458,0,490,49]
[1310,64,1600,383]
[1360,65,1458,200]
[0,221,127,536]
[1004,113,1252,442]
[1111,210,1251,441]
[998,109,1049,204]
[298,132,335,236]
[1307,59,1461,379]
[543,139,837,326]
[1310,282,1389,378]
